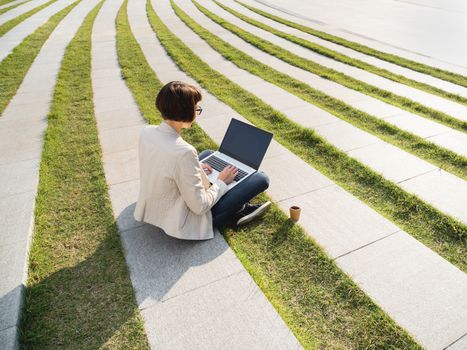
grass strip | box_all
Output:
[173,1,467,181]
[117,2,421,348]
[236,0,467,89]
[214,1,467,107]
[0,0,16,5]
[196,0,467,134]
[0,0,75,117]
[0,0,31,16]
[147,0,467,271]
[116,1,213,152]
[20,2,149,348]
[0,0,58,37]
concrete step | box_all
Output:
[175,0,467,157]
[238,0,467,77]
[91,0,302,348]
[128,0,467,348]
[235,0,467,99]
[0,0,105,348]
[0,0,26,11]
[154,0,467,225]
[0,0,76,62]
[196,0,467,123]
[0,0,51,25]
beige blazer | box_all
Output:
[134,122,228,240]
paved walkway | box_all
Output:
[180,0,466,157]
[159,0,467,226]
[0,0,466,348]
[91,0,301,348]
[240,0,467,99]
[0,0,102,347]
[0,0,50,25]
[0,0,27,11]
[0,0,75,62]
[136,0,467,348]
[252,0,467,76]
[201,0,467,124]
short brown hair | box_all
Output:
[156,81,202,122]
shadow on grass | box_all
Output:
[270,219,295,247]
[20,203,227,348]
[20,233,144,349]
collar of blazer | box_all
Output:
[159,121,180,137]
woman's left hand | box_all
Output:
[201,163,213,174]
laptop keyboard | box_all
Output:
[204,156,249,182]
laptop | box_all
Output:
[202,118,273,189]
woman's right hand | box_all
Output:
[218,165,238,184]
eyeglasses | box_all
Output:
[195,105,203,115]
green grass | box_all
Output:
[236,0,467,89]
[0,0,31,15]
[115,1,421,348]
[0,0,58,37]
[214,1,467,107]
[116,0,213,152]
[194,0,467,134]
[172,1,467,181]
[0,0,17,5]
[20,2,149,348]
[0,0,75,117]
[146,0,467,272]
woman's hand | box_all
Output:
[201,163,213,175]
[218,165,238,185]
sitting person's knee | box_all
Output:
[257,171,270,190]
[199,149,215,160]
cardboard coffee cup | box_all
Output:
[289,206,301,222]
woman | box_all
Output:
[134,81,270,240]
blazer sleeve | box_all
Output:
[175,148,229,215]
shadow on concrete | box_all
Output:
[0,285,22,349]
[116,203,233,311]
[19,230,153,349]
[16,202,231,348]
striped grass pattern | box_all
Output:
[0,1,32,16]
[195,0,467,133]
[213,1,467,107]
[150,0,467,271]
[20,2,149,348]
[173,0,467,180]
[236,0,467,89]
[0,0,462,347]
[116,1,421,348]
[0,0,58,37]
[0,0,77,115]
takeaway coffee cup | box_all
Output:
[289,206,301,222]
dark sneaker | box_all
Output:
[236,201,271,226]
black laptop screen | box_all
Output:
[219,119,273,170]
